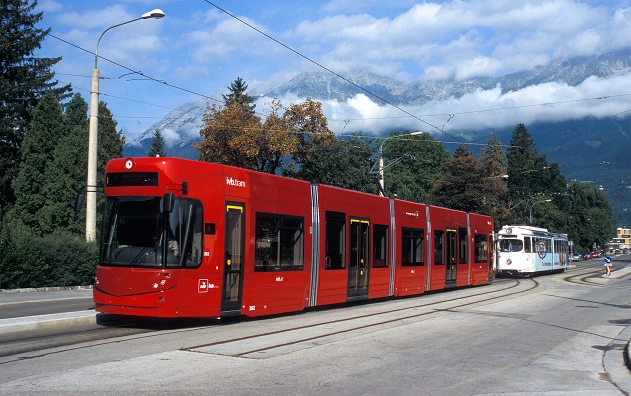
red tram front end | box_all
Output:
[93,157,312,318]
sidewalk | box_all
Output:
[0,287,96,335]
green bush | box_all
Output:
[0,222,97,289]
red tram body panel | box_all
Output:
[93,157,494,318]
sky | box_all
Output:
[34,0,631,145]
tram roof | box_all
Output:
[498,225,567,239]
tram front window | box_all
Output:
[101,196,203,268]
[499,239,523,252]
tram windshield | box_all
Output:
[100,196,203,268]
[499,238,523,252]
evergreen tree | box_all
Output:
[479,134,509,228]
[384,131,448,202]
[148,129,167,157]
[95,102,125,238]
[506,123,538,198]
[290,132,378,194]
[40,93,89,235]
[561,181,617,251]
[429,144,488,212]
[8,91,64,234]
[222,77,256,112]
[97,101,125,172]
[0,0,70,211]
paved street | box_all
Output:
[1,261,631,395]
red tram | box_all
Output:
[93,157,495,318]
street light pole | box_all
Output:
[376,131,424,197]
[529,199,552,225]
[85,9,165,242]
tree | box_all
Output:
[148,129,167,157]
[429,144,490,212]
[8,90,64,234]
[40,93,89,235]
[381,131,448,202]
[97,101,125,172]
[504,123,568,224]
[561,181,617,251]
[195,96,335,174]
[506,123,538,199]
[0,0,70,211]
[222,77,255,112]
[194,101,262,168]
[478,133,509,228]
[269,99,335,174]
[290,132,377,194]
[95,102,125,238]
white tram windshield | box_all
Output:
[499,238,523,252]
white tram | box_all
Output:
[496,225,569,277]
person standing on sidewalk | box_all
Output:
[604,255,612,276]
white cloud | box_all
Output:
[57,5,132,29]
[264,71,631,138]
[37,0,63,12]
[284,0,620,80]
[187,16,279,63]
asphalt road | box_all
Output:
[1,259,631,395]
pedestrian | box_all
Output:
[604,255,612,276]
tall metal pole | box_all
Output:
[378,144,385,196]
[85,9,165,242]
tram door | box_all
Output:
[348,219,369,299]
[221,203,245,315]
[445,228,457,287]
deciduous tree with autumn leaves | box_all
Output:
[194,78,335,174]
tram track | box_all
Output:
[0,279,538,359]
[562,265,616,286]
[184,278,539,359]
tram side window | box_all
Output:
[325,211,346,270]
[255,213,304,272]
[554,239,567,253]
[402,227,424,266]
[373,224,388,268]
[524,237,532,253]
[434,230,445,265]
[474,234,488,263]
[533,237,551,254]
[459,228,467,263]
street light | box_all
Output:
[86,9,165,242]
[529,199,552,225]
[370,131,424,197]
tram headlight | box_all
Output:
[506,259,512,266]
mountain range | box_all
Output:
[123,48,631,227]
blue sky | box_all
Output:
[35,0,631,143]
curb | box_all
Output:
[0,311,97,335]
[0,285,93,294]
